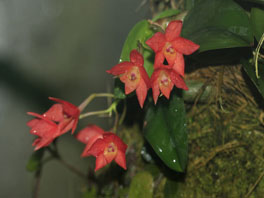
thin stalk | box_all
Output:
[78,93,114,112]
[254,33,264,78]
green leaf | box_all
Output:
[185,0,196,10]
[114,79,126,99]
[82,187,97,198]
[153,9,181,22]
[26,149,45,172]
[242,59,264,99]
[182,0,253,52]
[251,7,264,42]
[120,20,155,76]
[144,94,188,172]
[240,0,264,5]
[128,171,153,198]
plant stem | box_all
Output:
[79,101,118,119]
[33,168,42,198]
[78,93,114,112]
[56,158,87,180]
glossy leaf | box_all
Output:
[128,171,153,198]
[144,94,188,172]
[240,0,264,5]
[251,7,264,41]
[185,0,196,10]
[242,59,264,99]
[26,149,44,172]
[152,9,180,22]
[182,0,253,52]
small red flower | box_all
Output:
[107,49,150,108]
[76,125,104,157]
[77,125,127,171]
[27,97,80,150]
[151,64,188,104]
[146,20,199,76]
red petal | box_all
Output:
[115,151,127,170]
[164,50,177,66]
[27,112,57,126]
[76,125,104,144]
[138,67,150,88]
[95,154,108,171]
[121,74,139,94]
[106,62,133,75]
[43,104,64,122]
[71,118,79,134]
[150,71,161,104]
[130,49,144,67]
[159,79,173,99]
[136,79,148,108]
[154,52,165,69]
[86,139,106,157]
[145,32,166,53]
[170,71,189,90]
[49,97,80,118]
[29,120,56,137]
[103,133,127,153]
[33,137,53,151]
[27,119,40,128]
[165,20,183,41]
[172,52,185,77]
[171,37,200,55]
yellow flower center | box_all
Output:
[128,66,140,82]
[103,142,118,163]
[164,42,175,55]
[159,71,171,87]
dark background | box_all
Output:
[0,0,150,197]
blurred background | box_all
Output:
[0,0,151,197]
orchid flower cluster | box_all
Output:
[27,20,199,172]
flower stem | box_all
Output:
[56,158,87,180]
[79,101,118,119]
[33,168,42,198]
[47,147,87,180]
[78,93,114,112]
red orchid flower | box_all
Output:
[78,126,127,171]
[151,64,188,104]
[76,125,104,157]
[45,97,80,134]
[107,49,150,108]
[146,20,199,76]
[27,112,59,150]
[27,97,80,150]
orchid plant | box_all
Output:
[26,0,264,197]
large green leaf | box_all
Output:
[251,7,264,42]
[240,0,264,5]
[182,0,253,52]
[144,94,188,172]
[128,171,153,198]
[242,59,264,99]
